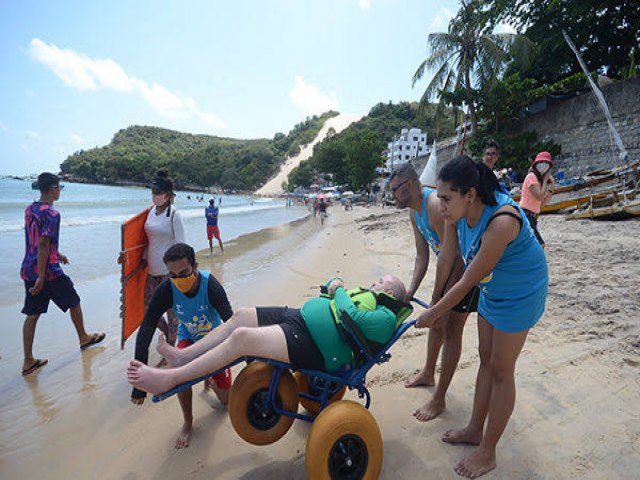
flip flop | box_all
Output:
[80,332,106,350]
[22,358,48,376]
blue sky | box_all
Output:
[0,0,468,175]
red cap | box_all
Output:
[533,151,553,165]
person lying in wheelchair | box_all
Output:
[127,274,413,396]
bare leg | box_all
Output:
[69,304,97,346]
[130,325,288,395]
[209,238,213,254]
[22,314,43,371]
[454,328,528,479]
[217,237,224,253]
[157,307,260,367]
[175,388,193,449]
[406,321,444,388]
[443,315,493,445]
[414,311,468,421]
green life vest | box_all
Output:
[329,288,413,329]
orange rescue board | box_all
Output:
[120,208,150,349]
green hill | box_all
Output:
[60,111,339,190]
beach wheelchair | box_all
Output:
[153,298,427,479]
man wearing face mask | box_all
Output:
[519,151,555,248]
[143,169,185,349]
[131,243,233,449]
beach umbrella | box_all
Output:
[420,140,438,187]
[317,192,328,199]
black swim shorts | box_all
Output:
[256,307,325,371]
[22,274,81,315]
[452,285,480,313]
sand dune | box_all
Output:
[255,113,363,196]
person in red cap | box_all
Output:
[519,152,554,248]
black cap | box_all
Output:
[32,172,63,192]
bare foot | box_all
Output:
[442,426,483,445]
[156,333,183,367]
[413,397,446,422]
[454,447,496,478]
[404,369,435,388]
[175,422,192,449]
[127,360,176,395]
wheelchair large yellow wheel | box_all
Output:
[305,400,383,480]
[228,362,299,445]
[294,372,346,415]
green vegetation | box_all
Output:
[287,101,456,191]
[61,111,338,190]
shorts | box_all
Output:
[523,209,544,245]
[22,274,81,315]
[207,225,221,241]
[256,307,325,371]
[177,338,232,389]
[452,285,480,313]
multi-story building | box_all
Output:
[385,128,428,169]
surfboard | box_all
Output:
[120,208,150,349]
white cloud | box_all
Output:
[71,134,83,145]
[357,0,372,10]
[27,130,41,139]
[20,144,29,152]
[0,121,8,132]
[430,8,454,30]
[28,38,226,130]
[289,76,339,116]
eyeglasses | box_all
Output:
[170,269,194,279]
[391,180,409,194]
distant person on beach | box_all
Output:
[318,199,328,225]
[519,152,555,248]
[390,164,479,421]
[20,173,105,376]
[418,156,548,478]
[127,275,411,397]
[205,198,224,254]
[144,169,184,348]
[481,140,509,195]
[131,243,233,449]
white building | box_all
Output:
[385,128,428,170]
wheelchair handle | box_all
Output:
[411,297,429,309]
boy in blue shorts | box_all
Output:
[20,173,105,376]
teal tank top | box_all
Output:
[456,192,548,332]
[171,271,223,342]
[414,187,441,256]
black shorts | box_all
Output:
[523,209,544,245]
[22,274,81,315]
[256,307,325,371]
[452,285,480,313]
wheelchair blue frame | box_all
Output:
[152,297,429,424]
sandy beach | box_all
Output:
[1,204,639,479]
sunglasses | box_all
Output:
[391,180,409,194]
[169,269,194,279]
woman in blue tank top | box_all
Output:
[416,155,548,478]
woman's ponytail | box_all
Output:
[475,162,499,206]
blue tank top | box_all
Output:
[171,271,223,342]
[414,187,441,256]
[456,192,548,332]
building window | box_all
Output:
[398,145,402,150]
[405,155,410,160]
[413,137,418,141]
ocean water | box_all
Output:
[0,178,309,307]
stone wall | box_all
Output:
[509,77,640,176]
[414,78,640,178]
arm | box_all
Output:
[405,212,430,302]
[333,287,397,343]
[131,281,173,401]
[172,210,185,243]
[29,236,51,296]
[207,275,233,321]
[417,212,520,328]
[541,175,554,207]
[430,221,458,304]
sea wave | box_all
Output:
[0,202,285,233]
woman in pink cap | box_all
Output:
[518,152,554,248]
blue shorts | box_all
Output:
[22,274,81,315]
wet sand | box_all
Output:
[1,206,639,478]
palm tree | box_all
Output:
[413,0,532,135]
